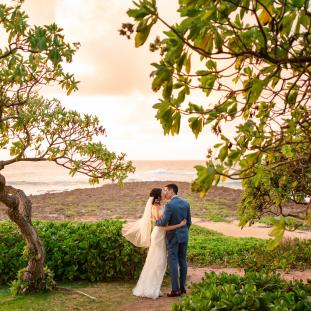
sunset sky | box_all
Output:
[22,0,222,160]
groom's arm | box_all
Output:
[155,204,172,227]
[186,203,191,229]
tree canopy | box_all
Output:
[0,1,134,293]
[0,1,134,182]
[121,0,311,233]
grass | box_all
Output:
[188,225,267,267]
[0,281,138,311]
[183,196,236,222]
[0,277,174,311]
[207,214,231,222]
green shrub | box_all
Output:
[174,271,311,310]
[188,225,311,271]
[0,220,145,285]
[10,267,56,295]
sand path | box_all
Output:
[192,217,311,239]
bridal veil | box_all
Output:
[122,197,153,247]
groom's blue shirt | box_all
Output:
[155,196,191,244]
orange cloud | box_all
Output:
[23,0,179,96]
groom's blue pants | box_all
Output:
[167,241,188,292]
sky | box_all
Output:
[20,0,223,160]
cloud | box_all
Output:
[53,0,162,95]
[58,94,214,160]
[13,0,234,160]
[23,0,180,96]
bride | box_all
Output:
[122,188,186,299]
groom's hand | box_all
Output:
[155,205,172,226]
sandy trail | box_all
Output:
[192,217,311,239]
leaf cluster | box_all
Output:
[174,271,311,310]
[124,0,311,224]
[1,96,135,183]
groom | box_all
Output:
[155,183,191,297]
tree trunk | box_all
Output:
[0,173,47,292]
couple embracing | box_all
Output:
[122,183,191,299]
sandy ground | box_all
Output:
[0,181,241,221]
[192,218,311,239]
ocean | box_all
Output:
[1,160,241,195]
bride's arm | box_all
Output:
[152,204,161,221]
[161,219,187,231]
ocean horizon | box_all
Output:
[2,160,242,195]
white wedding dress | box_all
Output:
[132,223,167,299]
[122,199,167,299]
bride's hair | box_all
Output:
[149,188,162,204]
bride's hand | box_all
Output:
[180,219,187,226]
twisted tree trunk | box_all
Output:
[0,173,47,292]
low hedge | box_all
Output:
[188,225,311,271]
[174,271,311,310]
[0,220,145,285]
[1,221,310,286]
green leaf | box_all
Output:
[291,0,304,8]
[135,23,153,47]
[188,117,203,138]
[162,80,173,100]
[228,150,240,161]
[248,79,265,103]
[192,162,216,196]
[218,145,228,161]
[287,90,298,105]
[245,152,258,165]
[228,102,237,116]
[199,31,213,53]
[281,12,296,36]
[200,74,216,96]
[170,112,181,135]
[281,145,294,158]
[268,226,285,250]
[151,66,171,91]
[48,48,61,65]
[185,54,191,74]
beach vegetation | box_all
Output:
[174,271,311,310]
[121,0,311,236]
[0,220,144,286]
[1,221,310,288]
